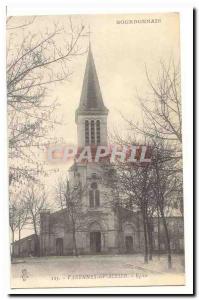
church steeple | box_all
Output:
[76,44,108,118]
[76,43,108,147]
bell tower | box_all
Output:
[76,43,109,147]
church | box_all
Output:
[12,44,184,257]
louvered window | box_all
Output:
[96,120,100,144]
[89,190,94,208]
[85,120,89,145]
[91,120,95,144]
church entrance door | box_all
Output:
[125,236,133,253]
[56,238,63,256]
[90,231,101,253]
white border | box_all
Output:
[0,0,194,296]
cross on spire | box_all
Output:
[76,31,108,118]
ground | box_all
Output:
[11,254,185,288]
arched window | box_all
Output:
[95,190,100,207]
[89,182,100,208]
[89,190,94,208]
[91,120,95,144]
[96,120,100,144]
[85,120,89,145]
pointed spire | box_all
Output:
[76,44,108,117]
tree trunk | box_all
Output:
[117,207,123,254]
[18,229,21,257]
[72,228,78,257]
[146,218,153,260]
[155,162,172,268]
[142,210,148,263]
[143,221,148,263]
[11,229,15,261]
[159,205,172,269]
[157,206,161,259]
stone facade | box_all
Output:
[13,209,184,257]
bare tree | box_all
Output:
[150,141,182,268]
[23,185,48,256]
[121,163,153,263]
[115,59,183,267]
[16,201,28,257]
[127,60,182,146]
[7,16,87,185]
[9,200,18,258]
[103,157,155,263]
[108,124,181,268]
[121,60,183,192]
[9,194,28,257]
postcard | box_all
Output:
[7,12,188,290]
